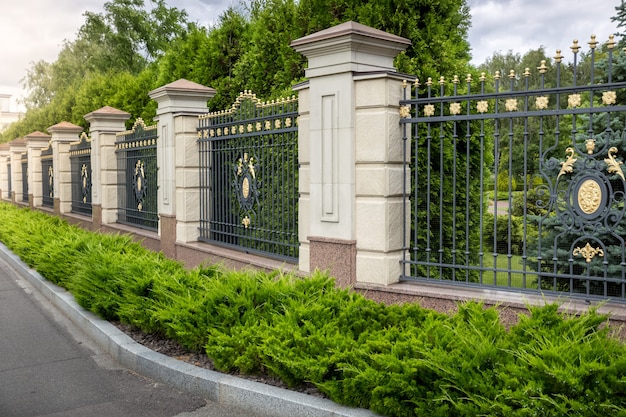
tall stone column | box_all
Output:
[24,131,52,208]
[47,122,83,215]
[0,143,9,200]
[148,79,215,257]
[84,106,131,229]
[8,138,26,203]
[291,21,411,286]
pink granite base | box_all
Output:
[308,236,356,287]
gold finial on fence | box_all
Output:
[466,73,472,83]
[453,75,459,84]
[588,34,598,49]
[414,79,420,88]
[571,39,580,53]
[426,77,433,86]
[480,72,486,82]
[538,60,548,73]
[524,68,530,77]
[509,69,516,79]
[607,34,616,49]
[402,80,407,89]
[439,76,445,85]
[495,71,501,80]
[554,49,563,63]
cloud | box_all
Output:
[468,0,619,65]
[0,0,104,108]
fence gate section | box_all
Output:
[400,36,626,302]
[41,143,53,208]
[115,119,158,231]
[70,133,92,215]
[197,92,299,262]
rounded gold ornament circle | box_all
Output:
[242,176,250,199]
[577,178,602,215]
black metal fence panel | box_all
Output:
[20,153,27,203]
[7,162,11,196]
[115,119,158,231]
[41,143,54,208]
[400,36,626,302]
[69,133,91,215]
[198,92,299,262]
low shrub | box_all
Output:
[1,202,625,417]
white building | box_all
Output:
[0,94,24,133]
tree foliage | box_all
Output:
[1,0,474,143]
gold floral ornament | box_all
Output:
[242,216,251,229]
[505,99,518,112]
[424,104,435,117]
[239,125,245,134]
[558,147,577,179]
[573,242,604,263]
[256,122,262,131]
[449,102,461,115]
[285,118,292,127]
[399,105,410,118]
[536,96,549,110]
[209,129,215,138]
[568,94,581,108]
[265,120,271,130]
[247,123,253,133]
[605,146,625,181]
[602,91,617,106]
[476,100,488,113]
[275,119,281,129]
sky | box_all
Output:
[0,0,621,112]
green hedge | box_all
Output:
[1,202,625,417]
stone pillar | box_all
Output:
[47,122,83,215]
[8,138,26,203]
[291,21,411,287]
[0,143,9,200]
[84,106,131,229]
[148,79,216,256]
[24,131,52,208]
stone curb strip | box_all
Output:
[0,243,380,417]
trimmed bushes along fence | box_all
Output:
[0,202,625,417]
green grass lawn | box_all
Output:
[478,253,535,288]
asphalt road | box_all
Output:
[0,256,258,417]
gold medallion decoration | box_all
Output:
[573,243,604,263]
[577,179,603,215]
[234,153,259,228]
[242,177,250,199]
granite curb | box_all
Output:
[0,243,380,417]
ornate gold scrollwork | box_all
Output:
[604,147,625,181]
[573,242,604,263]
[558,147,577,179]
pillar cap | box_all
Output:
[291,21,410,49]
[291,21,410,76]
[47,121,83,134]
[84,106,131,123]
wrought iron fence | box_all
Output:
[20,152,27,203]
[197,91,299,262]
[115,119,158,231]
[7,162,11,197]
[41,143,54,208]
[70,133,91,215]
[400,36,626,301]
